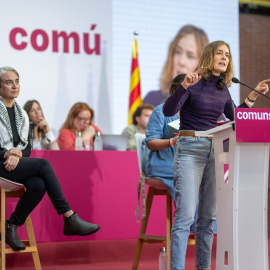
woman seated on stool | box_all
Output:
[23,99,59,150]
[0,66,100,251]
[57,102,102,150]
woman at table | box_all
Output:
[0,66,100,251]
[57,102,102,150]
[23,99,59,150]
[163,41,270,270]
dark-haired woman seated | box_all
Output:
[23,99,59,150]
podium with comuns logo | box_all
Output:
[198,108,270,270]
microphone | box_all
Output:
[232,77,270,100]
[29,122,37,148]
[218,76,235,130]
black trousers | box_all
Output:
[0,157,71,226]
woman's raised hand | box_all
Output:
[38,118,50,133]
[181,66,203,90]
[248,79,270,101]
[82,125,95,144]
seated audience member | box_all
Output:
[122,104,154,150]
[23,100,59,150]
[0,66,100,251]
[57,102,101,150]
[143,25,209,106]
[144,74,185,201]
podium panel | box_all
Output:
[211,124,269,270]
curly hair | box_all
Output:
[195,40,234,88]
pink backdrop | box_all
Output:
[6,150,169,242]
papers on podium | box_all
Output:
[168,120,235,138]
[195,121,234,138]
[168,119,180,131]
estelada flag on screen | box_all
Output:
[128,36,142,125]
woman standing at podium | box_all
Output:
[163,40,270,270]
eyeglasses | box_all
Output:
[76,116,91,123]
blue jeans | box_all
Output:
[170,136,216,270]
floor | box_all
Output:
[5,237,216,270]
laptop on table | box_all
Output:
[101,134,129,151]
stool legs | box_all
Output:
[0,187,41,270]
[25,216,41,270]
[1,188,6,270]
[132,187,155,270]
[133,187,172,270]
[166,190,172,270]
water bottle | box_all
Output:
[85,141,91,151]
[75,131,84,150]
[93,131,103,151]
[159,247,167,270]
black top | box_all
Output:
[0,106,31,159]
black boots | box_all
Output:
[63,212,100,236]
[5,213,100,250]
[5,221,26,250]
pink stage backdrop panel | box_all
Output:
[6,150,169,242]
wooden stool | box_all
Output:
[133,133,196,270]
[133,186,173,270]
[0,177,41,270]
[133,186,196,270]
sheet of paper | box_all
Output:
[195,121,234,137]
[168,119,180,131]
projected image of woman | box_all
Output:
[143,25,209,107]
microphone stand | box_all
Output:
[218,77,235,131]
[29,122,37,149]
[233,78,270,100]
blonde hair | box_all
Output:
[160,25,209,93]
[196,40,234,88]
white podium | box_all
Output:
[200,121,269,270]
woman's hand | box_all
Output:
[181,66,203,90]
[82,125,95,144]
[38,118,50,133]
[4,155,20,171]
[147,135,179,151]
[171,135,178,146]
[248,79,270,101]
[4,148,22,159]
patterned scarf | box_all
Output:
[0,97,29,150]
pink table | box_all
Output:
[7,150,168,242]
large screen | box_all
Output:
[0,0,239,135]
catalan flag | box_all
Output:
[128,37,142,125]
